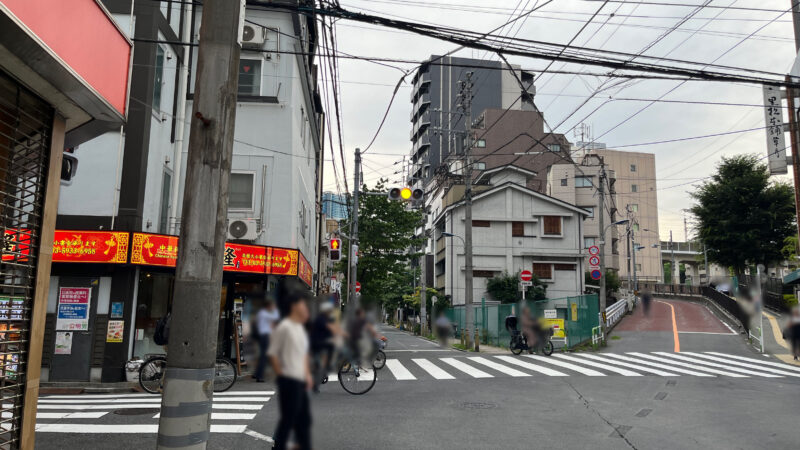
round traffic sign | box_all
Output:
[591,269,602,280]
[356,281,361,293]
[520,270,533,282]
[589,255,600,266]
[588,245,600,256]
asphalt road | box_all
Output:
[34,299,800,449]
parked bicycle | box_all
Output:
[505,315,554,356]
[139,354,238,394]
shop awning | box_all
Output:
[783,269,800,285]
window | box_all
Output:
[300,202,307,238]
[229,173,255,209]
[238,58,262,96]
[158,171,171,234]
[575,176,592,187]
[633,223,640,232]
[474,162,486,170]
[560,178,567,186]
[631,184,638,193]
[547,144,561,152]
[512,221,525,237]
[635,264,642,272]
[153,46,165,111]
[630,164,637,172]
[543,216,562,236]
[582,206,594,218]
[554,264,575,271]
[476,139,486,148]
[472,220,491,227]
[630,204,639,212]
[532,263,552,280]
[584,237,596,248]
[473,270,495,278]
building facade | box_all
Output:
[321,191,348,220]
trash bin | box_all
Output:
[125,358,143,383]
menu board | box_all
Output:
[52,230,128,263]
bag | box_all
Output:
[153,312,171,345]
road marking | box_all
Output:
[653,352,783,378]
[678,331,736,335]
[439,358,493,378]
[603,354,715,377]
[467,357,530,377]
[244,428,274,443]
[37,397,271,404]
[36,403,263,410]
[386,349,452,352]
[763,312,791,350]
[385,359,417,380]
[656,300,680,352]
[524,355,606,376]
[40,391,274,399]
[553,354,642,376]
[705,352,800,372]
[575,354,681,377]
[628,353,747,377]
[215,391,275,396]
[153,412,257,420]
[2,412,108,420]
[680,352,800,377]
[493,356,569,376]
[35,424,248,434]
[412,358,455,379]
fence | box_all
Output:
[737,274,791,312]
[444,294,600,349]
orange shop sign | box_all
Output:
[52,230,128,263]
[2,229,32,262]
[298,252,313,287]
[223,243,268,274]
[269,248,298,276]
[130,233,179,267]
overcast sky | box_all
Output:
[318,0,798,241]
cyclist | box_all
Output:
[520,306,541,353]
[310,302,343,391]
[347,308,386,361]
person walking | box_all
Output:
[269,291,313,450]
[788,307,800,361]
[254,299,280,382]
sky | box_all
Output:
[317,0,799,241]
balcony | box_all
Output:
[411,92,431,122]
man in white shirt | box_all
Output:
[254,299,280,382]
[268,291,312,450]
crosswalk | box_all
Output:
[31,391,273,435]
[377,352,800,382]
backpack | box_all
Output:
[153,312,171,345]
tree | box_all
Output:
[486,271,546,303]
[339,179,424,309]
[586,270,620,299]
[690,155,796,279]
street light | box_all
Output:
[441,231,465,246]
[600,219,629,241]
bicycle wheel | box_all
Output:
[510,338,523,355]
[541,340,554,356]
[213,358,237,392]
[373,350,386,370]
[338,359,376,395]
[139,357,167,394]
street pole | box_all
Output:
[756,264,765,353]
[157,1,242,447]
[626,220,632,291]
[703,244,709,286]
[670,230,677,285]
[420,243,427,336]
[598,164,607,334]
[631,222,638,293]
[460,73,475,350]
[789,1,800,248]
[349,148,361,310]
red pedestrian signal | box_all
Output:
[330,238,341,261]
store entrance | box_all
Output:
[50,277,99,381]
[221,275,268,373]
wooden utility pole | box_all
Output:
[156,1,242,448]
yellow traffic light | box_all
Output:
[400,187,412,200]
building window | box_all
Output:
[635,264,642,272]
[554,264,576,271]
[512,221,525,237]
[633,223,640,232]
[153,46,165,111]
[630,204,639,212]
[631,184,638,193]
[238,58,262,96]
[532,263,552,280]
[584,237,596,248]
[229,172,255,210]
[560,178,567,186]
[472,220,491,227]
[300,202,307,238]
[547,144,560,152]
[158,171,171,234]
[543,216,562,236]
[473,270,495,278]
[630,164,637,172]
[575,176,592,187]
[582,206,594,218]
[474,162,486,170]
[476,139,486,148]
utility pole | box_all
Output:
[626,208,632,291]
[703,243,709,286]
[631,220,638,293]
[670,230,677,285]
[459,73,475,350]
[349,148,361,309]
[789,1,800,248]
[420,242,427,336]
[683,215,689,242]
[597,164,607,335]
[157,1,242,448]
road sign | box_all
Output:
[520,270,533,282]
[544,309,557,319]
[591,269,602,280]
[520,281,533,287]
[589,255,600,266]
[588,245,600,256]
[355,281,361,293]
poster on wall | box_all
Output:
[110,302,124,319]
[0,297,24,321]
[54,331,73,355]
[106,320,124,343]
[56,287,91,331]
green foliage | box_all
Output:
[690,155,796,277]
[486,271,546,303]
[783,294,798,308]
[781,236,798,262]
[585,270,620,298]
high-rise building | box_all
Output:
[322,192,348,220]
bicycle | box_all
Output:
[139,354,238,394]
[372,338,387,370]
[316,340,377,395]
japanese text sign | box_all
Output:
[52,230,129,263]
[763,85,788,175]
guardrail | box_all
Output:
[605,298,629,329]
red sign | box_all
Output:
[520,270,533,282]
[298,252,313,287]
[2,229,32,262]
[130,233,178,267]
[52,230,128,263]
[269,248,299,276]
[356,282,361,293]
[223,243,268,274]
[588,245,600,256]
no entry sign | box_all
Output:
[356,281,361,293]
[520,270,533,282]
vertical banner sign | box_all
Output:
[298,252,313,287]
[763,85,788,175]
[56,287,91,331]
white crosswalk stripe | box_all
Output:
[602,353,716,377]
[573,353,682,377]
[494,356,569,376]
[385,359,417,380]
[652,352,783,378]
[683,352,800,377]
[553,354,643,376]
[439,357,493,378]
[467,357,530,377]
[705,352,800,372]
[412,358,455,379]
[627,353,750,377]
[525,355,606,376]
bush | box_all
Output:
[783,294,798,308]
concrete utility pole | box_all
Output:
[788,1,800,248]
[703,244,709,285]
[670,230,677,285]
[157,1,242,448]
[626,208,632,291]
[631,221,638,292]
[459,72,475,350]
[420,247,427,335]
[349,148,361,309]
[597,164,607,326]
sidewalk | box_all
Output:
[760,310,800,366]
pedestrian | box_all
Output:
[254,298,280,382]
[435,312,451,347]
[310,301,342,391]
[786,307,800,361]
[269,291,313,450]
[641,290,653,317]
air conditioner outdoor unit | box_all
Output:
[227,219,258,241]
[241,24,266,48]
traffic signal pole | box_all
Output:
[349,148,361,309]
[156,1,242,447]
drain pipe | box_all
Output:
[169,1,193,235]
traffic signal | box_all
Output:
[329,238,341,261]
[388,187,424,202]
